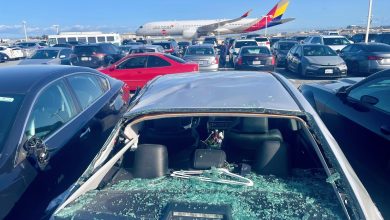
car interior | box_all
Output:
[56,115,346,219]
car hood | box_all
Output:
[18,58,59,65]
[305,56,344,65]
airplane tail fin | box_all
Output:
[265,0,290,21]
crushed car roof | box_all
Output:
[125,72,302,116]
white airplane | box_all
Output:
[136,0,294,39]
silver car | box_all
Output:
[286,44,347,77]
[183,45,218,71]
[18,47,73,65]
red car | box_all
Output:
[99,53,199,91]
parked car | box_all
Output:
[229,39,258,64]
[0,52,7,62]
[0,65,130,220]
[291,36,308,43]
[300,70,390,217]
[304,35,351,52]
[286,44,347,77]
[234,46,274,71]
[351,33,378,43]
[100,53,199,91]
[0,46,25,60]
[18,47,73,65]
[374,33,390,45]
[16,42,47,57]
[70,43,124,69]
[152,41,180,57]
[254,37,270,49]
[49,71,382,220]
[183,45,219,71]
[245,33,261,39]
[52,43,73,48]
[272,40,298,67]
[339,43,390,75]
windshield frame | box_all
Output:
[0,94,24,151]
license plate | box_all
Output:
[325,69,333,74]
[81,57,91,61]
[253,61,261,65]
[198,61,206,65]
[226,57,229,62]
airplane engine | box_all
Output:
[182,29,198,39]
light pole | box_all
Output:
[53,25,59,34]
[263,15,273,37]
[365,0,373,43]
[22,21,27,41]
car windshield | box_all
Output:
[240,47,270,55]
[235,41,258,48]
[153,43,171,49]
[186,47,215,55]
[303,46,337,56]
[323,37,350,45]
[363,44,390,52]
[31,50,59,59]
[164,54,186,63]
[74,46,102,54]
[279,42,297,51]
[0,94,23,151]
[255,37,268,42]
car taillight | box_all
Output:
[211,57,219,65]
[93,52,106,59]
[237,57,243,65]
[271,56,275,65]
[368,56,382,60]
[266,41,270,45]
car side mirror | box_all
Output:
[336,50,341,54]
[24,136,49,170]
[109,65,117,71]
[360,95,379,106]
[59,55,66,59]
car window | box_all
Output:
[186,47,215,55]
[240,47,270,55]
[59,49,72,58]
[31,50,59,59]
[164,54,186,63]
[341,45,352,52]
[147,55,171,68]
[25,80,77,140]
[323,37,350,45]
[67,74,104,110]
[118,56,147,69]
[289,45,298,54]
[349,77,390,113]
[296,46,302,56]
[303,37,312,43]
[349,45,361,53]
[303,45,337,56]
[0,94,23,150]
[311,37,322,44]
[279,42,296,51]
[234,41,258,48]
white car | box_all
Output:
[304,35,351,52]
[254,37,271,49]
[0,46,25,60]
[229,39,258,64]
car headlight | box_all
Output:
[337,63,347,69]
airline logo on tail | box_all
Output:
[244,0,291,32]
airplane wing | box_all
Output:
[197,10,252,33]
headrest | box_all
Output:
[133,144,168,179]
[239,117,269,133]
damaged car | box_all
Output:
[49,72,382,219]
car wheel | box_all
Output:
[3,54,10,61]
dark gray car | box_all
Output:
[272,40,298,67]
[286,44,347,77]
[339,43,390,76]
[18,47,73,65]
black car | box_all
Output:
[70,43,124,69]
[152,41,180,57]
[234,46,275,71]
[351,33,378,43]
[0,66,130,219]
[272,40,298,67]
[300,70,390,218]
[52,43,73,48]
[374,33,390,45]
[339,43,390,75]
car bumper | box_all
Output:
[305,66,347,77]
[235,65,275,71]
[199,64,219,72]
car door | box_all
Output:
[291,46,302,72]
[286,45,298,70]
[110,56,147,91]
[143,55,174,83]
[59,49,73,65]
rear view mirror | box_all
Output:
[360,95,379,106]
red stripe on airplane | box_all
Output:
[244,5,277,32]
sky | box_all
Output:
[0,0,389,38]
